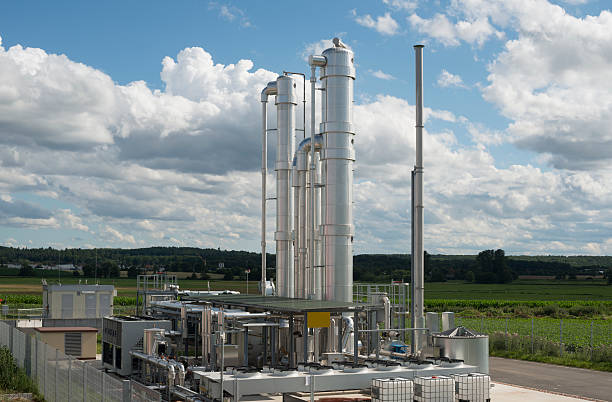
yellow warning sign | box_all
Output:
[307,312,330,328]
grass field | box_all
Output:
[1,277,610,300]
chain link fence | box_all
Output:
[0,320,160,401]
[456,316,612,363]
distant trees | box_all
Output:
[474,249,513,284]
[18,262,35,277]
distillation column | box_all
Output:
[275,75,297,297]
[320,41,355,303]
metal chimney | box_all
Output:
[411,44,425,354]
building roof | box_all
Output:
[35,327,98,333]
[184,294,364,314]
[43,284,114,292]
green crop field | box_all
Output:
[423,280,612,301]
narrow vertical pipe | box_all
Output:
[412,44,425,354]
[353,311,359,364]
[309,66,319,300]
[303,313,309,363]
[314,153,322,300]
[289,315,295,368]
[293,181,300,298]
[261,100,268,295]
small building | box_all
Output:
[34,327,98,359]
[43,284,116,319]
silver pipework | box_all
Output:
[411,44,425,354]
[261,81,277,295]
[292,136,323,299]
[320,40,355,302]
[308,56,325,301]
[201,303,212,366]
[275,75,297,297]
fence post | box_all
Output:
[43,343,47,400]
[68,356,72,402]
[559,318,563,356]
[55,348,58,402]
[101,371,105,402]
[505,318,509,351]
[590,320,594,361]
[531,318,534,354]
[83,361,87,402]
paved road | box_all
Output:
[490,357,612,401]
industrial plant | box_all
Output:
[0,40,493,402]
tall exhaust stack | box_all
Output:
[411,44,425,354]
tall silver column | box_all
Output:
[275,75,297,298]
[320,41,355,303]
[412,45,425,353]
[261,82,277,295]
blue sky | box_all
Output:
[0,0,611,255]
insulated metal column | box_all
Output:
[276,75,297,298]
[298,151,307,298]
[321,40,355,302]
[412,45,425,353]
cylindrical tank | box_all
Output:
[432,326,489,373]
[275,75,297,298]
[143,328,165,356]
[320,44,355,303]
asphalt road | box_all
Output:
[490,357,612,401]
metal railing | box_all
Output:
[0,320,161,401]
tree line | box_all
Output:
[1,246,610,283]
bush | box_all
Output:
[0,346,41,397]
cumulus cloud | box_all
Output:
[0,34,610,254]
[383,0,418,11]
[408,1,612,172]
[208,2,252,28]
[301,39,338,62]
[371,69,395,80]
[409,13,503,47]
[354,11,400,36]
[437,69,467,88]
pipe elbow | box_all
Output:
[260,81,277,102]
[309,55,327,67]
[342,316,354,331]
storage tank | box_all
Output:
[143,328,166,356]
[432,326,489,373]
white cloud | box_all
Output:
[301,39,336,62]
[0,34,610,255]
[437,69,467,88]
[409,13,502,47]
[208,2,252,28]
[383,0,418,11]
[104,226,136,244]
[355,12,400,36]
[371,69,396,80]
[408,1,612,172]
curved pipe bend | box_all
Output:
[291,134,323,169]
[261,81,277,102]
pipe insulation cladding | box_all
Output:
[320,44,355,303]
[275,75,297,298]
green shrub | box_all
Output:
[0,346,41,397]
